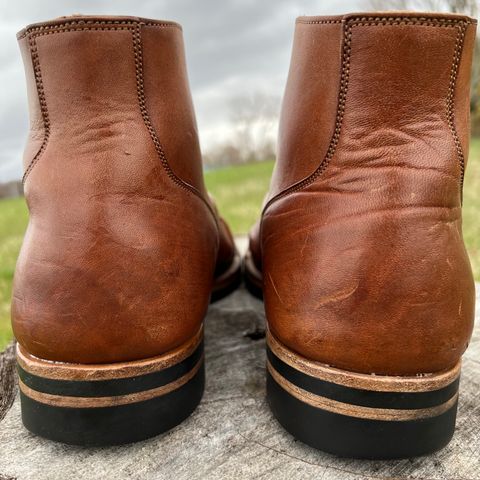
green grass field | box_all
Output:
[0,197,28,350]
[205,160,274,233]
[0,142,479,351]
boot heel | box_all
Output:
[16,328,204,446]
[266,331,461,459]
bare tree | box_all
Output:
[370,0,477,15]
[229,92,280,163]
[203,144,243,168]
[203,92,280,167]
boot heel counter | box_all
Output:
[12,18,220,364]
[262,192,475,376]
[262,15,476,376]
[11,190,217,365]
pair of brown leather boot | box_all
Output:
[12,13,476,459]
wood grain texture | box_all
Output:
[1,282,479,480]
[0,342,16,422]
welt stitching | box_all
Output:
[262,16,471,215]
[22,34,50,183]
[446,22,467,197]
[131,24,217,220]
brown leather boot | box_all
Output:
[245,12,477,458]
[12,15,241,445]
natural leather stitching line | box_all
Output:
[22,26,138,182]
[296,20,343,25]
[350,20,461,27]
[144,23,182,29]
[297,16,476,27]
[21,23,217,222]
[347,16,475,26]
[17,20,180,39]
[132,24,217,220]
[446,23,467,198]
[262,17,471,215]
[23,27,136,37]
[22,35,50,183]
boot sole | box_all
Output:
[266,330,461,459]
[16,327,204,446]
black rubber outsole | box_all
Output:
[18,340,205,446]
[21,366,204,446]
[266,342,460,459]
[267,372,457,459]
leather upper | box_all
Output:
[12,16,234,364]
[251,13,477,375]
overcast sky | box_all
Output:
[1,0,377,182]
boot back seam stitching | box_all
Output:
[262,17,470,216]
[21,22,218,224]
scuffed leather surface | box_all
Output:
[12,18,234,364]
[254,13,477,375]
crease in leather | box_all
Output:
[12,18,234,364]
[20,20,217,226]
[256,13,476,376]
[262,16,472,216]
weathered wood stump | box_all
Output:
[1,285,479,480]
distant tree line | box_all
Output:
[3,1,479,178]
[203,92,280,167]
[0,180,23,200]
[205,0,479,167]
